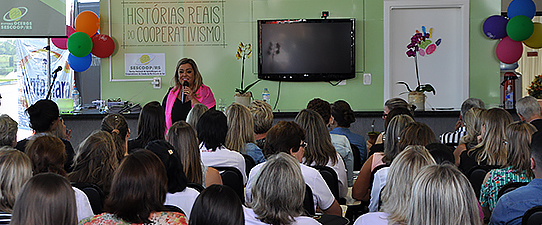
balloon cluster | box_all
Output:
[484,0,538,64]
[51,11,116,72]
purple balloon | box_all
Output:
[483,15,509,39]
[508,0,536,19]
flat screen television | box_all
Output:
[257,19,355,81]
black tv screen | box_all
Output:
[258,19,355,81]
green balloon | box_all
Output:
[507,15,534,41]
[67,32,93,57]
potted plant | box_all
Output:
[234,42,260,106]
[527,74,542,108]
[398,26,440,111]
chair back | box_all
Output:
[242,153,256,175]
[71,182,105,214]
[312,165,340,202]
[351,144,362,171]
[164,204,185,214]
[212,167,245,203]
[303,184,315,216]
[523,206,542,225]
[186,182,205,192]
[467,166,491,198]
[498,182,529,200]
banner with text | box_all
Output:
[125,53,166,76]
[122,1,226,47]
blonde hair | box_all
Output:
[505,121,537,178]
[469,108,513,166]
[295,109,338,166]
[0,115,17,147]
[249,100,273,135]
[459,108,485,147]
[0,148,32,213]
[380,145,436,224]
[225,103,255,154]
[186,103,209,129]
[407,164,481,225]
[382,115,415,164]
[167,121,203,185]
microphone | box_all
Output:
[181,81,189,102]
[45,66,63,100]
[53,66,62,74]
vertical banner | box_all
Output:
[16,39,71,129]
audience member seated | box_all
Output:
[245,153,322,225]
[330,100,367,166]
[490,131,542,225]
[352,114,414,201]
[245,121,342,216]
[454,107,486,166]
[0,115,17,147]
[81,150,188,224]
[249,100,273,150]
[226,103,266,164]
[373,98,413,146]
[405,164,482,225]
[128,101,166,153]
[101,114,130,160]
[186,103,208,130]
[295,109,348,198]
[368,145,436,213]
[396,122,438,152]
[197,109,247,184]
[425,143,455,165]
[440,98,485,148]
[146,140,199,219]
[307,98,354,187]
[15,100,75,172]
[369,107,414,155]
[25,135,94,221]
[459,108,513,175]
[69,131,119,196]
[480,121,536,220]
[11,173,78,225]
[190,185,244,225]
[516,96,542,131]
[0,147,32,224]
[167,121,222,187]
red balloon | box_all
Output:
[91,34,115,58]
[51,26,76,50]
[496,36,523,64]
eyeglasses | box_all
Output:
[300,141,307,149]
[382,113,388,119]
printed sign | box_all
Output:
[125,53,166,76]
[2,0,66,37]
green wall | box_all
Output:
[100,0,501,111]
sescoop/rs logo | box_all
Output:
[4,7,28,22]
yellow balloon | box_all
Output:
[524,22,542,49]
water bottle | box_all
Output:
[72,86,81,111]
[504,85,513,109]
[262,88,270,104]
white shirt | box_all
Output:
[244,207,322,225]
[369,167,389,212]
[73,187,94,222]
[245,162,335,212]
[306,153,348,199]
[165,187,200,219]
[353,212,390,225]
[200,143,247,184]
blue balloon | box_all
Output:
[508,0,536,19]
[483,15,509,39]
[68,53,92,72]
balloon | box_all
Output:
[524,22,542,49]
[506,15,534,41]
[67,32,93,57]
[75,11,100,36]
[51,26,76,50]
[507,0,536,19]
[91,34,115,58]
[483,15,508,39]
[68,53,92,72]
[496,37,523,64]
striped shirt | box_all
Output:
[439,126,466,147]
[0,211,11,224]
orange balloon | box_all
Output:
[75,11,100,36]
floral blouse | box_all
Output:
[79,212,188,225]
[479,166,532,211]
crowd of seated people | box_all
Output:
[2,95,542,225]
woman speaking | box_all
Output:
[163,58,216,130]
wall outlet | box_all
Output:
[152,77,161,89]
[363,73,371,85]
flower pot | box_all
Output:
[234,92,252,107]
[408,92,426,111]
